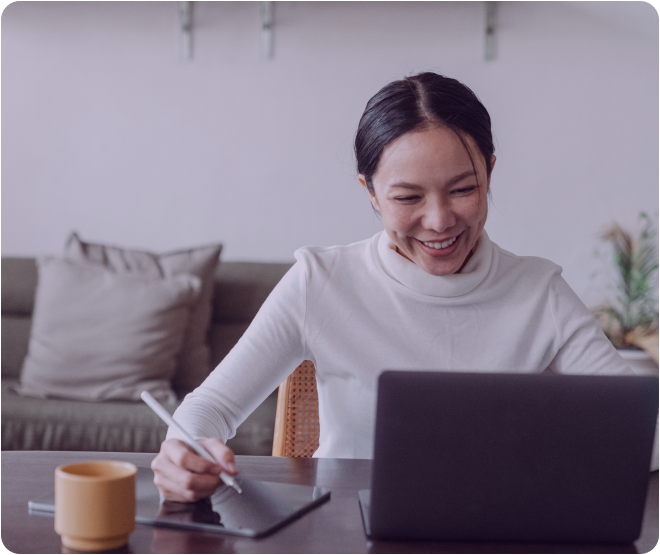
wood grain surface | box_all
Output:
[2,451,657,554]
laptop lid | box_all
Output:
[365,371,658,544]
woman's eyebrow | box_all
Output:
[389,170,476,190]
[389,182,424,190]
[446,170,476,186]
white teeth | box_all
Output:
[422,237,457,249]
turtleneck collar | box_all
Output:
[374,229,494,297]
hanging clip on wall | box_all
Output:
[484,1,497,61]
[260,1,274,59]
[179,1,193,62]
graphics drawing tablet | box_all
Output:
[29,466,331,538]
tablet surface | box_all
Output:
[29,467,331,538]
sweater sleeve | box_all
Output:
[546,273,632,377]
[166,259,308,443]
[547,273,658,471]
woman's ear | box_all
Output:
[359,174,381,212]
[486,155,497,191]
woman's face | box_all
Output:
[363,125,495,277]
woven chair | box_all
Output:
[272,360,320,457]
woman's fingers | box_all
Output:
[154,458,220,498]
[151,442,217,502]
[152,438,234,502]
[199,438,238,475]
[167,439,222,474]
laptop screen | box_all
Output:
[366,371,658,544]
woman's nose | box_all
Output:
[421,200,456,232]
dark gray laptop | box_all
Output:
[359,371,658,544]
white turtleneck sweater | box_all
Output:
[169,231,658,466]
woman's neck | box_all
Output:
[377,230,493,297]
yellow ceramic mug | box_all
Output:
[54,460,137,552]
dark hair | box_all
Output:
[354,72,494,194]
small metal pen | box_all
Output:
[140,390,242,494]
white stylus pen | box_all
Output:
[140,390,242,494]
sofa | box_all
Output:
[1,257,293,455]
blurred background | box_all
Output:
[2,1,658,306]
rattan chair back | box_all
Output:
[272,360,320,457]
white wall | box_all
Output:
[2,1,657,306]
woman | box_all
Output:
[152,72,656,502]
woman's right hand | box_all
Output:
[151,438,238,502]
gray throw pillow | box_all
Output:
[16,257,201,402]
[65,233,222,396]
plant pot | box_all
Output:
[617,349,659,376]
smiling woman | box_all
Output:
[366,127,492,276]
[356,73,495,276]
[151,72,658,503]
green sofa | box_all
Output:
[1,257,293,455]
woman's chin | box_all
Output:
[412,246,469,276]
[415,257,463,276]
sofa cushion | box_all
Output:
[1,256,286,456]
[213,262,293,323]
[208,323,250,369]
[224,388,279,456]
[2,379,176,452]
[1,315,31,379]
[65,234,222,396]
[1,257,38,315]
[2,379,278,455]
[16,257,200,402]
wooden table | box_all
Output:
[2,451,658,553]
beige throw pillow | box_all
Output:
[65,233,222,395]
[16,257,201,402]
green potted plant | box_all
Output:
[592,212,658,374]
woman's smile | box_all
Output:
[421,236,457,249]
[415,232,462,257]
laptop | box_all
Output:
[358,371,658,544]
